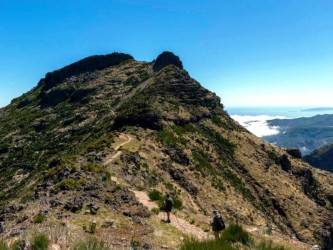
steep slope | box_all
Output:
[0,52,333,249]
[304,144,333,172]
[263,114,333,155]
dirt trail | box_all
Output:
[103,134,132,166]
[105,134,210,240]
[132,189,210,240]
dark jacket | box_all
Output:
[212,213,225,231]
[165,197,173,212]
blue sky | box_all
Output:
[1,0,333,108]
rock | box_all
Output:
[168,167,198,196]
[132,216,142,224]
[89,204,100,215]
[165,148,189,165]
[101,220,114,228]
[39,52,134,91]
[123,210,131,217]
[65,197,84,213]
[161,245,169,249]
[279,154,292,172]
[17,215,28,223]
[10,228,21,237]
[0,222,5,233]
[286,148,302,159]
[143,243,153,250]
[50,199,62,208]
[153,51,183,72]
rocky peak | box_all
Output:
[38,52,133,91]
[152,51,183,72]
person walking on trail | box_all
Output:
[211,210,225,239]
[164,194,173,223]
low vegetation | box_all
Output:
[31,234,49,250]
[73,239,108,250]
[148,189,183,210]
[180,224,286,250]
[33,213,46,224]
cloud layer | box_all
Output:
[231,115,285,137]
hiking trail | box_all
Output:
[104,134,210,241]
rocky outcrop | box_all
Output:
[153,51,183,72]
[286,148,302,159]
[279,154,292,172]
[38,52,133,91]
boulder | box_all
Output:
[89,204,100,215]
[279,154,292,172]
[65,197,84,213]
[286,148,302,159]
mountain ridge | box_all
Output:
[0,52,332,249]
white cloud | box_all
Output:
[231,115,286,137]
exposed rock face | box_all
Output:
[38,52,133,91]
[152,51,183,72]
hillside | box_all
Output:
[263,114,333,155]
[0,51,333,249]
[304,144,333,172]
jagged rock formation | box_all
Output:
[0,51,332,249]
[152,51,183,72]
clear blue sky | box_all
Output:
[1,0,333,108]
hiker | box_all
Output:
[164,194,173,223]
[211,210,225,239]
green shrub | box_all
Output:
[148,189,183,210]
[222,170,254,202]
[256,240,286,250]
[180,237,236,250]
[0,240,8,250]
[211,116,227,127]
[55,178,80,191]
[11,240,25,250]
[192,150,213,174]
[267,150,280,164]
[172,124,196,136]
[73,239,108,250]
[148,189,163,201]
[151,207,160,215]
[156,130,178,145]
[33,213,46,224]
[31,234,49,250]
[82,163,111,181]
[221,224,253,245]
[90,221,97,234]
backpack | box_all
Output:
[213,214,225,231]
[218,216,225,230]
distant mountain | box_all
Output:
[263,114,333,155]
[304,144,333,172]
[302,107,333,112]
[0,51,332,249]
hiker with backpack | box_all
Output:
[211,210,225,239]
[164,194,173,223]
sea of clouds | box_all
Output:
[231,115,286,137]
